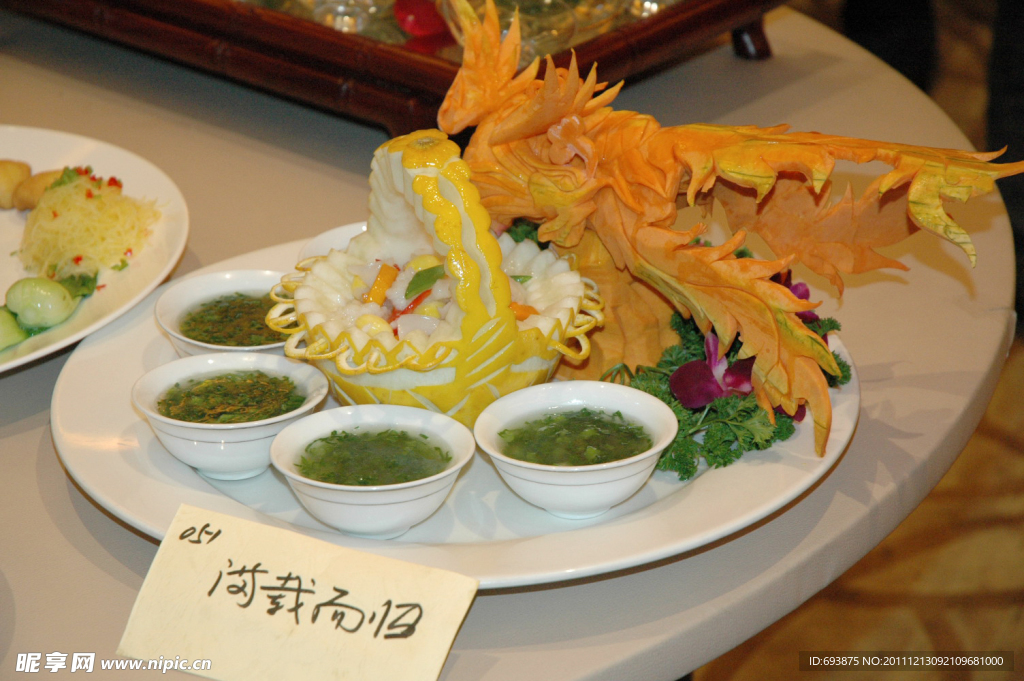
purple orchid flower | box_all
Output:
[669,332,755,409]
[669,329,807,423]
[772,270,819,324]
[775,402,806,423]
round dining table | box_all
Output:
[0,5,1016,680]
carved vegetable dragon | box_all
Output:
[436,0,1024,453]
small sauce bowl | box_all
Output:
[474,381,679,519]
[155,269,287,357]
[271,405,475,540]
[131,352,328,480]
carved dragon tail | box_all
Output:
[671,123,1024,292]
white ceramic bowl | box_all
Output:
[271,405,475,539]
[474,381,679,519]
[132,352,329,480]
[155,269,287,357]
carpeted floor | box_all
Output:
[694,342,1024,680]
[693,2,1024,678]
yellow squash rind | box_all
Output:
[268,129,602,427]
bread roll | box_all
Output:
[0,160,31,210]
[13,169,62,211]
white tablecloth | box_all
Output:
[0,6,1013,679]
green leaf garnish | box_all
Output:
[405,265,445,299]
[50,166,91,190]
[58,273,98,298]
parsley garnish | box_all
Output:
[604,311,846,480]
[507,218,548,248]
[806,316,842,337]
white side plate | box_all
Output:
[0,126,189,374]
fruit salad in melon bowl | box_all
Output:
[266,130,603,427]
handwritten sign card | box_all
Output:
[118,504,478,681]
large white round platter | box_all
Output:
[0,126,189,374]
[51,229,859,589]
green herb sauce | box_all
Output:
[499,408,652,466]
[158,370,305,423]
[179,292,284,346]
[298,429,451,486]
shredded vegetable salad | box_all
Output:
[20,166,159,280]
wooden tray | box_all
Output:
[0,0,786,135]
